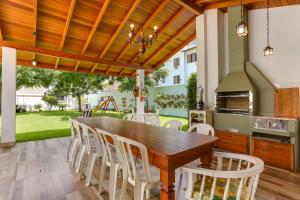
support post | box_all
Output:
[1,47,16,145]
[196,9,225,108]
[136,69,145,114]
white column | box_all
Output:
[136,69,144,114]
[1,47,16,144]
[196,9,225,108]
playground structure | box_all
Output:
[94,96,119,112]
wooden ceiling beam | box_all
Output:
[128,6,185,63]
[118,68,126,76]
[204,0,263,10]
[143,18,195,65]
[74,0,110,71]
[115,0,171,60]
[173,0,203,15]
[0,26,3,40]
[153,34,196,68]
[0,40,154,71]
[74,60,80,71]
[55,0,77,69]
[32,0,37,65]
[16,60,132,77]
[81,0,111,54]
[91,63,98,73]
[106,66,113,74]
[98,0,141,58]
[32,0,37,45]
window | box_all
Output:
[187,53,197,63]
[173,57,180,69]
[173,75,181,84]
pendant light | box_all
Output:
[236,0,248,37]
[263,0,273,56]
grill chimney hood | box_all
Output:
[215,6,255,93]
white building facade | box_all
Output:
[157,42,197,87]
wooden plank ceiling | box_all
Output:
[0,0,299,77]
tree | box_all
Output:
[117,67,169,93]
[50,72,107,111]
[186,72,197,110]
[42,95,58,110]
[0,65,55,111]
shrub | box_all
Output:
[34,104,43,111]
[16,104,27,113]
[58,104,67,111]
[186,73,197,110]
[42,95,58,110]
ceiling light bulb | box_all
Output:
[32,60,37,66]
[130,24,135,30]
[128,32,132,38]
[154,26,158,32]
[149,34,153,39]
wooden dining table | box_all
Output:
[77,116,219,200]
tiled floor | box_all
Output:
[0,137,300,200]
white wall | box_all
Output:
[196,9,225,108]
[88,91,135,111]
[157,44,197,87]
[248,5,300,88]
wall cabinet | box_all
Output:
[275,87,299,118]
[253,137,294,171]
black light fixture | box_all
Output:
[128,0,159,56]
[236,0,248,37]
[263,0,273,56]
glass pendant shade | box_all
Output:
[264,45,273,56]
[236,21,248,37]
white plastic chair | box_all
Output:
[95,129,127,200]
[183,152,264,200]
[132,114,146,123]
[145,116,161,127]
[116,135,160,200]
[187,123,215,136]
[163,120,183,130]
[67,117,80,163]
[74,122,102,174]
[123,113,134,121]
[78,123,103,187]
[186,123,215,183]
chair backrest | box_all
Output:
[156,108,160,116]
[187,123,215,136]
[163,120,183,130]
[123,113,134,121]
[79,123,102,155]
[69,117,81,141]
[185,152,264,200]
[146,116,160,126]
[116,135,153,185]
[95,128,123,165]
[132,114,146,123]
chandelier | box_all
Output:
[128,0,159,56]
[236,0,248,37]
[263,0,273,56]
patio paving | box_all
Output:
[0,137,300,200]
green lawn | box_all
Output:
[1,111,188,143]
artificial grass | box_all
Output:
[0,110,188,143]
[16,129,70,143]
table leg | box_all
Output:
[160,169,175,200]
[200,146,213,168]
